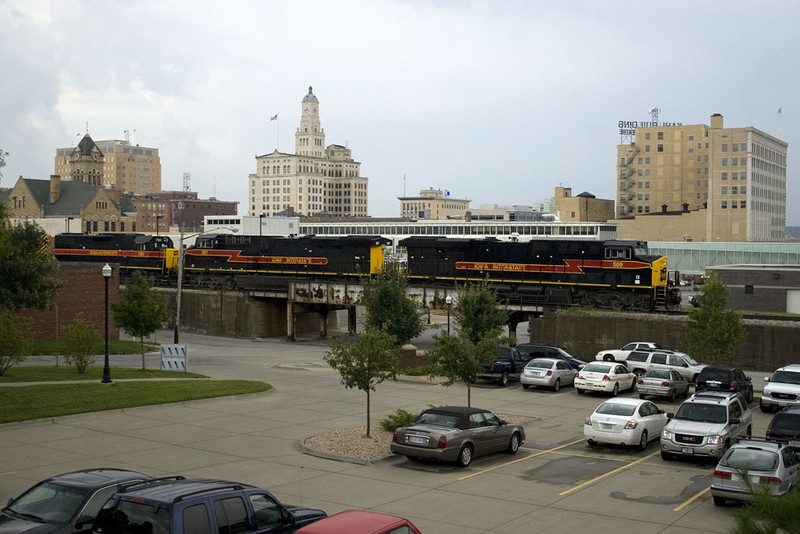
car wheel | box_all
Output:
[661,451,674,461]
[506,432,521,454]
[638,430,648,451]
[456,444,473,468]
[639,393,646,399]
[576,388,585,395]
[745,426,752,439]
[760,402,772,413]
[713,496,726,507]
[587,439,598,448]
[603,354,615,362]
[683,384,691,398]
[746,388,753,403]
[552,379,561,392]
[499,371,509,387]
[522,383,530,390]
[669,389,676,403]
[611,383,619,397]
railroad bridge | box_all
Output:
[166,280,544,341]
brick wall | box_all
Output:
[21,263,119,340]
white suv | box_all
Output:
[761,364,800,413]
[660,391,752,461]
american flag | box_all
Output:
[270,114,278,121]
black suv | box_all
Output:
[695,367,753,403]
[92,478,327,534]
[766,407,800,448]
[0,468,149,534]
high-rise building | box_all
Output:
[55,138,162,194]
[616,114,787,241]
[249,87,368,217]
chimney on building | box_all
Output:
[49,175,61,204]
[682,203,689,213]
[710,113,724,129]
[661,204,668,213]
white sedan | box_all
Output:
[584,397,668,450]
[575,362,636,396]
[594,342,664,362]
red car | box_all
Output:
[295,510,422,534]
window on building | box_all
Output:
[637,206,643,213]
[644,206,650,213]
[689,135,694,141]
[637,169,643,176]
[745,285,754,294]
[722,172,728,180]
[645,182,650,188]
[689,148,694,153]
[645,145,651,152]
[657,144,663,152]
[732,200,738,208]
[721,186,728,195]
[658,132,663,140]
[722,158,728,166]
[722,144,728,152]
[645,133,651,140]
[645,157,650,164]
[645,194,650,200]
[638,157,643,164]
[741,200,746,209]
[721,201,728,209]
[732,186,738,194]
[637,181,642,188]
[741,186,746,194]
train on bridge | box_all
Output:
[52,232,681,311]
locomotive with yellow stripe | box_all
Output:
[400,236,680,311]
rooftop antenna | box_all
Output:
[183,172,191,192]
[649,107,660,126]
[124,129,130,143]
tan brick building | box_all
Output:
[616,114,787,242]
[554,187,614,222]
[398,188,470,219]
[55,137,162,194]
[249,87,368,217]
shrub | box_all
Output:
[0,311,32,376]
[62,314,102,374]
[380,408,419,432]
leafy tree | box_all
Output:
[0,311,32,375]
[685,274,745,364]
[426,282,507,406]
[62,314,102,373]
[362,260,423,346]
[324,327,401,438]
[731,474,800,533]
[0,148,7,183]
[111,271,169,370]
[0,219,61,311]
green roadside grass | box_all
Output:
[0,367,271,424]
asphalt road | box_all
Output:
[0,327,776,533]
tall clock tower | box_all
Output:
[68,134,105,187]
[295,86,326,158]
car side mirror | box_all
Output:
[659,409,665,414]
[764,377,770,382]
[666,412,675,419]
[74,515,94,529]
[499,420,508,426]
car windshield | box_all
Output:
[582,363,612,373]
[646,370,671,379]
[702,369,732,381]
[414,412,459,429]
[596,403,636,416]
[771,371,800,385]
[674,403,727,424]
[769,413,800,434]
[526,360,553,369]
[722,448,779,471]
[6,482,88,524]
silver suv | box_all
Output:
[760,364,800,413]
[660,391,752,461]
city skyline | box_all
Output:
[1,1,797,225]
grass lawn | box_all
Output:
[0,366,271,424]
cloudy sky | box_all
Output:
[2,1,797,224]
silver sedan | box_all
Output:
[637,369,690,402]
[521,357,575,391]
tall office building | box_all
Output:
[616,114,787,241]
[55,138,162,194]
[249,87,369,217]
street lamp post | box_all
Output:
[445,295,452,335]
[101,263,112,384]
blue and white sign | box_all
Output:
[160,344,188,372]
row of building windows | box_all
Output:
[720,143,747,152]
[721,172,746,181]
[720,201,746,209]
[720,186,747,195]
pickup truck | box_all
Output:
[624,350,707,382]
[477,346,532,387]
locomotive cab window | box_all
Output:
[604,248,631,260]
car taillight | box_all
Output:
[637,379,644,384]
[661,381,670,387]
[695,378,699,387]
[759,476,781,485]
[392,431,398,443]
[729,381,736,391]
[766,428,772,438]
[490,363,496,371]
[546,370,553,377]
[575,372,580,378]
[602,375,610,381]
[624,420,638,429]
[584,417,591,425]
[713,470,731,479]
[437,436,447,448]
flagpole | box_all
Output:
[403,174,406,197]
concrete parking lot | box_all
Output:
[0,329,774,533]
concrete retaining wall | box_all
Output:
[528,309,799,372]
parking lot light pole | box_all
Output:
[101,263,112,384]
[445,295,452,335]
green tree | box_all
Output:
[324,327,401,438]
[0,220,61,311]
[0,148,8,183]
[426,282,507,406]
[111,271,169,370]
[362,260,423,346]
[0,310,32,376]
[731,477,800,533]
[685,274,745,364]
[62,314,102,374]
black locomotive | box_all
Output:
[400,236,680,311]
